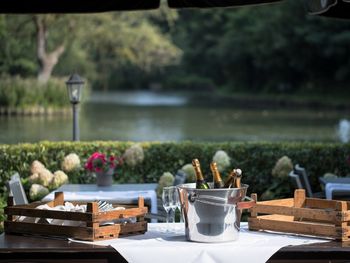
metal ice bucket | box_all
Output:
[177,183,254,243]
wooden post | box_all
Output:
[335,201,348,241]
[54,192,64,206]
[250,193,258,218]
[294,189,306,221]
[7,196,15,222]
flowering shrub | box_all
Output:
[51,170,69,189]
[157,172,174,196]
[272,156,293,179]
[212,150,231,172]
[123,144,144,167]
[29,184,49,200]
[85,152,123,173]
[61,153,81,172]
[30,160,45,174]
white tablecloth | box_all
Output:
[72,222,328,263]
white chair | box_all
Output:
[6,173,28,205]
[325,183,350,200]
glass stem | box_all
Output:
[178,207,183,223]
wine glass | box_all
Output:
[174,188,183,223]
[162,187,172,225]
[168,186,177,224]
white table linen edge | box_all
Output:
[70,222,328,263]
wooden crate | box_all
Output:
[4,192,148,241]
[248,189,350,241]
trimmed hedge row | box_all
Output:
[0,141,350,232]
[1,141,350,200]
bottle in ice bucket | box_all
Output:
[210,162,224,188]
[192,159,210,189]
[223,168,242,188]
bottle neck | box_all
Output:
[211,163,222,182]
[192,159,205,181]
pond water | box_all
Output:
[0,91,349,144]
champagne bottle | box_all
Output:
[210,162,224,188]
[192,159,210,189]
[224,169,237,188]
[235,168,242,188]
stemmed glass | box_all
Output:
[162,187,173,224]
[174,187,183,223]
[162,186,178,232]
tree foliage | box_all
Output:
[1,0,350,94]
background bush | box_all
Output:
[0,75,90,110]
[0,141,350,232]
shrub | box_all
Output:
[0,141,350,216]
[0,75,90,110]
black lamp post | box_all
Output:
[66,74,84,141]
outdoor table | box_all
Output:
[1,223,350,263]
[42,183,158,222]
[318,177,350,199]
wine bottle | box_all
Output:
[224,169,237,188]
[192,159,210,189]
[235,168,242,188]
[210,162,224,188]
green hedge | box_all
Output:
[0,141,350,232]
[1,141,350,198]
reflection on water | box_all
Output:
[89,91,188,106]
[0,91,349,144]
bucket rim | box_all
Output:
[177,183,249,192]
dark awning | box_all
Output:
[168,0,281,8]
[0,0,281,14]
[305,0,350,19]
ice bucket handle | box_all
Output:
[237,196,255,210]
[189,193,255,209]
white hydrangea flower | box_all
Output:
[29,184,49,200]
[212,150,231,172]
[50,170,69,189]
[28,173,40,184]
[272,156,293,179]
[123,144,144,167]
[30,160,45,174]
[61,153,81,172]
[38,168,54,187]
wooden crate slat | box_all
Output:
[5,207,93,221]
[254,198,294,207]
[251,204,340,223]
[248,216,342,239]
[305,198,345,210]
[4,221,93,240]
[119,221,148,235]
[94,207,148,221]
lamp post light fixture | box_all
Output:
[66,73,84,141]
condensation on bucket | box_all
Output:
[177,183,248,243]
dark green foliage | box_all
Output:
[1,141,349,201]
[0,141,350,233]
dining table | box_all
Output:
[2,222,350,263]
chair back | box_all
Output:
[288,171,303,190]
[6,173,28,205]
[294,164,313,198]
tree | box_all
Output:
[33,15,66,83]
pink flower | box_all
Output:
[85,152,122,174]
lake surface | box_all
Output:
[0,91,349,144]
